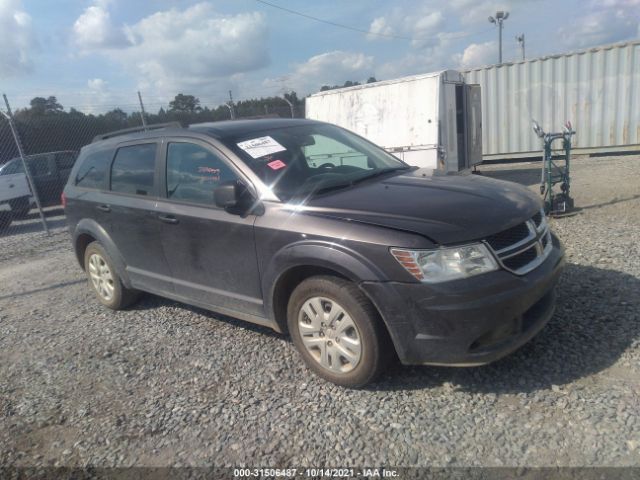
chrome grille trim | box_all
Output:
[484,210,552,275]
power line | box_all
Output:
[255,0,492,43]
[255,0,412,40]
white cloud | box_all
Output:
[264,51,375,95]
[454,41,497,69]
[560,1,639,48]
[72,3,130,52]
[70,2,270,101]
[0,0,37,78]
[368,17,394,39]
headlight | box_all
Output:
[390,243,499,283]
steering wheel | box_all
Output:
[317,163,336,170]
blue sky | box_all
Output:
[1,0,638,112]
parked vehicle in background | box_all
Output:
[0,159,31,229]
[305,70,483,173]
[0,150,78,222]
[63,119,564,387]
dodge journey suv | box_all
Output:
[63,119,564,387]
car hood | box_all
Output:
[301,168,542,245]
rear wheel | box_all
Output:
[84,241,139,309]
[287,276,391,387]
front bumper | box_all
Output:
[360,236,565,366]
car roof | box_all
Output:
[90,118,324,148]
[188,118,322,139]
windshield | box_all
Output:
[221,123,411,201]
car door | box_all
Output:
[156,138,263,317]
[26,154,58,205]
[104,140,174,294]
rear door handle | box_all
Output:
[158,214,179,224]
[96,204,111,212]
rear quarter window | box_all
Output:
[75,150,111,189]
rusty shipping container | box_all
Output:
[463,40,640,159]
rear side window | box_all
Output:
[110,144,157,196]
[166,142,237,205]
[75,150,111,189]
[56,152,77,171]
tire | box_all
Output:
[84,241,140,310]
[0,211,12,230]
[287,275,391,387]
[9,197,31,219]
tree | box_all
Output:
[29,96,63,115]
[367,76,377,84]
[169,94,201,113]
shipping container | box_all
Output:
[464,40,640,159]
[305,70,483,172]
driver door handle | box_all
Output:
[158,214,179,225]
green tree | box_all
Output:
[367,76,377,84]
[169,94,201,113]
[29,96,63,115]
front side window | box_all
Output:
[221,123,409,202]
[75,150,111,189]
[110,143,157,196]
[166,142,237,205]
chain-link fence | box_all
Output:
[0,92,304,236]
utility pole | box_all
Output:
[516,34,525,61]
[2,94,49,235]
[488,11,509,64]
[227,90,236,120]
[137,91,148,129]
[282,95,295,118]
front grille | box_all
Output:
[503,245,538,270]
[532,211,543,228]
[485,222,531,251]
[484,210,551,275]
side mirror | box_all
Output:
[214,180,260,216]
[214,181,239,209]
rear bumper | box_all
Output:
[360,235,565,366]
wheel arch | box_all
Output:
[264,241,388,334]
[73,219,132,288]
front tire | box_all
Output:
[9,197,31,218]
[84,241,139,309]
[0,211,12,230]
[287,276,391,387]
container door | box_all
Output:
[465,84,483,166]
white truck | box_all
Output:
[0,158,31,229]
[305,69,483,172]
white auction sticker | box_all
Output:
[237,136,286,159]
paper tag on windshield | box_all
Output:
[237,136,286,159]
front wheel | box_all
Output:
[287,276,391,387]
[9,197,31,218]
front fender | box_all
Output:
[73,218,132,288]
[262,240,387,323]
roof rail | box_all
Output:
[92,122,182,143]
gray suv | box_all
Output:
[63,119,564,387]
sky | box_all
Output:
[0,0,639,113]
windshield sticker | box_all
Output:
[267,160,286,170]
[237,136,286,159]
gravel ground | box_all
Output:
[0,154,639,468]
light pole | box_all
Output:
[488,11,509,64]
[516,33,525,61]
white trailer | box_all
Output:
[305,70,483,172]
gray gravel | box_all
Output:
[0,155,639,468]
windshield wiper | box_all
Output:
[307,167,411,197]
